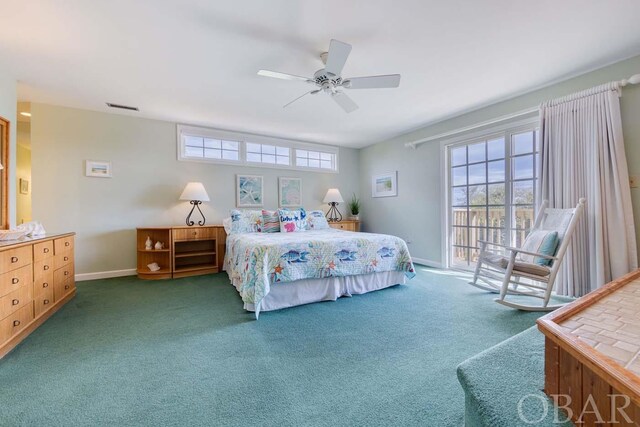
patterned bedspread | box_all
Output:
[224,229,416,316]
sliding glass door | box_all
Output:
[448,127,538,269]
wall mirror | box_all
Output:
[0,116,8,229]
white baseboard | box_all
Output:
[411,257,443,269]
[75,269,137,282]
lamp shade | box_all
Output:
[179,182,210,202]
[323,188,344,203]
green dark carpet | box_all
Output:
[0,267,544,426]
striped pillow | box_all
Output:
[520,230,559,266]
[261,210,280,233]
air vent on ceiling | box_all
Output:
[106,102,139,111]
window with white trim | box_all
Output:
[182,135,240,162]
[177,125,338,172]
[246,143,290,166]
[447,126,539,270]
[295,149,335,170]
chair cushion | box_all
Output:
[521,230,559,266]
[484,254,551,277]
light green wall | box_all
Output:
[359,55,640,266]
[16,122,32,224]
[0,67,17,227]
[30,104,360,274]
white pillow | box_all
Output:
[307,210,330,230]
[278,208,307,233]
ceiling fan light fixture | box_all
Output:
[258,39,401,113]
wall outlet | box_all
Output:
[630,175,639,188]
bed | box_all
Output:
[224,228,416,317]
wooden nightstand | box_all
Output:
[329,220,361,232]
[136,226,227,279]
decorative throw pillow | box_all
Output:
[306,210,330,230]
[229,209,263,234]
[261,210,280,233]
[520,230,559,266]
[278,208,307,233]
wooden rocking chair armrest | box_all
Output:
[477,240,558,260]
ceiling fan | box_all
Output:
[257,39,401,113]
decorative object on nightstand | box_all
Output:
[145,236,153,250]
[323,188,344,222]
[179,182,209,226]
[348,193,360,220]
[154,241,165,250]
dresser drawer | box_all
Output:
[0,284,32,320]
[54,278,75,302]
[34,271,54,298]
[172,227,216,241]
[54,250,73,270]
[0,265,33,298]
[33,240,54,262]
[0,246,32,273]
[54,236,74,254]
[0,304,34,344]
[54,264,74,286]
[34,259,54,280]
[34,288,54,318]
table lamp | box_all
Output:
[323,188,344,222]
[179,182,209,226]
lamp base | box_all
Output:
[326,202,342,222]
[186,200,206,226]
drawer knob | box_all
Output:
[65,242,70,247]
[12,299,19,306]
[44,299,50,305]
[43,282,49,288]
[11,277,19,284]
[44,248,50,253]
[193,231,197,235]
[13,320,20,327]
[64,271,69,276]
[64,256,69,261]
[44,265,50,271]
[10,256,18,263]
[64,284,70,290]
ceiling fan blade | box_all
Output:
[331,91,358,113]
[283,89,320,108]
[343,74,401,89]
[324,39,352,76]
[258,69,314,83]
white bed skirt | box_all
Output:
[233,271,407,312]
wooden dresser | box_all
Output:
[0,232,75,358]
[136,226,226,279]
[329,220,361,232]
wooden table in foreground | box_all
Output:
[537,269,640,426]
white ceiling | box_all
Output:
[2,0,640,148]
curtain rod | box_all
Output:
[405,73,640,149]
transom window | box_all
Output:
[448,127,538,269]
[295,149,335,170]
[246,143,290,165]
[177,125,338,172]
[183,136,240,161]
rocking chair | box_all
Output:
[469,198,585,311]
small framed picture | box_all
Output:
[19,178,29,195]
[278,177,302,208]
[237,175,263,207]
[85,160,112,178]
[372,171,398,198]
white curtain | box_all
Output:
[538,82,637,296]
